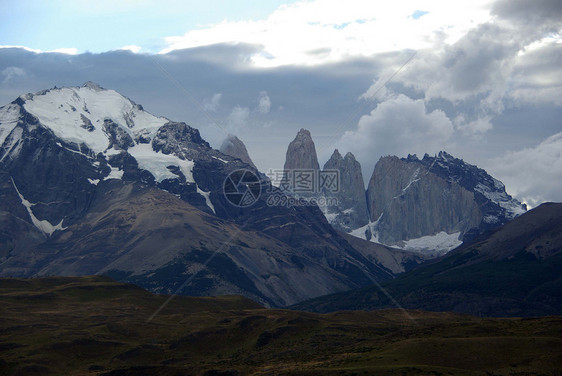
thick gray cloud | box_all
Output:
[493,0,562,24]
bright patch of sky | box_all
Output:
[0,0,292,54]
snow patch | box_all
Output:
[483,215,499,224]
[11,177,67,236]
[197,185,216,214]
[0,104,20,147]
[212,155,229,163]
[55,141,91,158]
[127,143,194,183]
[106,167,124,180]
[400,231,462,255]
[0,126,23,163]
[474,182,526,218]
[349,214,383,243]
[394,169,420,198]
[88,178,100,185]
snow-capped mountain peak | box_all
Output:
[21,83,168,154]
[0,83,226,230]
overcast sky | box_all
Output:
[1,0,561,207]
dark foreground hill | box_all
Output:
[1,276,561,375]
[292,202,562,317]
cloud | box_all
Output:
[396,22,521,104]
[0,46,77,55]
[227,105,250,133]
[2,66,26,83]
[160,0,493,67]
[47,48,78,55]
[256,91,271,114]
[120,45,142,53]
[203,93,222,112]
[339,94,454,175]
[454,115,493,137]
[509,38,562,106]
[493,0,562,26]
[488,132,562,207]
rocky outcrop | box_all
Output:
[417,152,527,237]
[283,128,320,171]
[282,128,320,196]
[321,150,369,232]
[152,121,209,156]
[366,153,526,247]
[219,134,256,169]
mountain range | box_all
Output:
[0,83,425,307]
[281,129,526,255]
[1,82,557,316]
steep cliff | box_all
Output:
[366,153,526,251]
[322,150,369,232]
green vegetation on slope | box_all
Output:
[0,276,561,375]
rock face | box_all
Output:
[321,150,369,232]
[0,83,407,307]
[219,134,256,169]
[278,130,525,255]
[281,128,321,197]
[283,128,320,171]
[366,152,526,250]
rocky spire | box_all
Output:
[322,150,369,232]
[219,134,256,169]
[281,128,320,196]
[283,128,320,171]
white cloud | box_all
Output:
[47,47,78,55]
[120,45,142,53]
[488,132,562,208]
[339,94,454,174]
[2,66,26,83]
[0,45,42,53]
[203,93,222,112]
[256,91,271,114]
[0,45,77,54]
[160,0,493,67]
[359,78,391,102]
[227,105,250,133]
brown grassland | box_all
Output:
[0,276,561,375]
